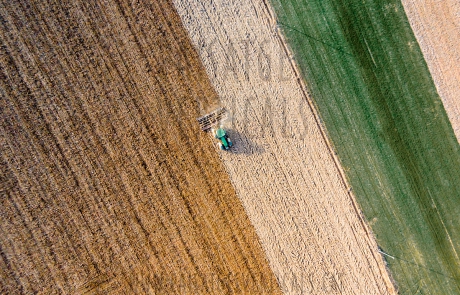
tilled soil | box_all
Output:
[402,0,460,141]
[172,0,397,294]
[0,0,281,293]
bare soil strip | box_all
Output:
[402,0,460,141]
[172,0,397,294]
[0,0,281,293]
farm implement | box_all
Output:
[197,107,233,150]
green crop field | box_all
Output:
[270,0,460,294]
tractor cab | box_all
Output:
[214,128,233,150]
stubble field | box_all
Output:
[0,0,281,293]
[402,0,460,141]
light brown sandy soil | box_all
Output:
[0,0,281,293]
[402,0,460,141]
[173,0,397,294]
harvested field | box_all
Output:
[0,0,281,294]
[270,0,460,294]
[402,0,460,141]
[173,0,396,294]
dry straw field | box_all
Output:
[0,0,281,293]
[402,0,460,141]
[173,0,396,294]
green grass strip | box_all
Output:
[270,0,460,294]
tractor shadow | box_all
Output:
[226,129,265,155]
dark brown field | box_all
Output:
[0,0,281,293]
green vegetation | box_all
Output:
[270,0,460,293]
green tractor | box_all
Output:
[197,107,233,151]
[213,127,233,150]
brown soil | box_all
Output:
[402,0,460,141]
[173,0,397,294]
[0,0,281,294]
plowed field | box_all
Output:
[0,0,280,294]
